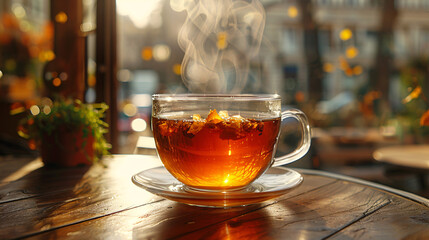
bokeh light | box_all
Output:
[288,6,298,18]
[41,97,53,107]
[141,47,153,61]
[12,4,26,19]
[117,0,163,28]
[118,69,132,82]
[131,118,147,132]
[88,75,96,87]
[339,28,352,41]
[43,106,51,115]
[173,64,182,75]
[30,105,40,116]
[55,11,68,23]
[132,94,151,107]
[123,103,138,117]
[52,77,61,87]
[346,46,359,59]
[153,44,171,62]
[39,50,55,62]
[353,65,363,75]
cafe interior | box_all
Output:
[1,0,429,200]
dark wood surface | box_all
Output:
[0,154,428,240]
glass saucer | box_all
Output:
[132,166,303,208]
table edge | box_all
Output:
[373,144,429,169]
[296,168,429,208]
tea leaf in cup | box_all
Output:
[207,109,223,124]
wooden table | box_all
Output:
[1,154,428,239]
[374,145,429,170]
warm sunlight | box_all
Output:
[116,0,163,28]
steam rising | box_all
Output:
[171,0,265,93]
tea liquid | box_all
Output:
[152,110,281,191]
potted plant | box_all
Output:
[17,98,111,167]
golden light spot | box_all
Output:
[123,103,137,117]
[141,47,153,61]
[52,77,61,87]
[339,28,352,41]
[30,105,40,116]
[55,11,68,23]
[43,106,51,115]
[44,51,55,61]
[323,63,334,73]
[217,32,228,50]
[353,65,363,75]
[287,6,298,18]
[88,75,96,87]
[12,5,26,19]
[345,46,359,59]
[173,64,182,75]
[39,51,56,62]
[0,70,3,79]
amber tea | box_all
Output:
[152,109,281,191]
[151,94,311,193]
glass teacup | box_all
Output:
[151,94,311,192]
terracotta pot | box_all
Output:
[40,126,94,167]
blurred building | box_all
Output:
[264,0,429,101]
[1,0,429,153]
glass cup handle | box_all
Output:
[272,109,312,167]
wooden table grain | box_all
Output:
[0,154,428,240]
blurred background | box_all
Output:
[1,0,428,196]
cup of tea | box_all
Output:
[151,94,311,192]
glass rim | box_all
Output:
[152,93,281,101]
